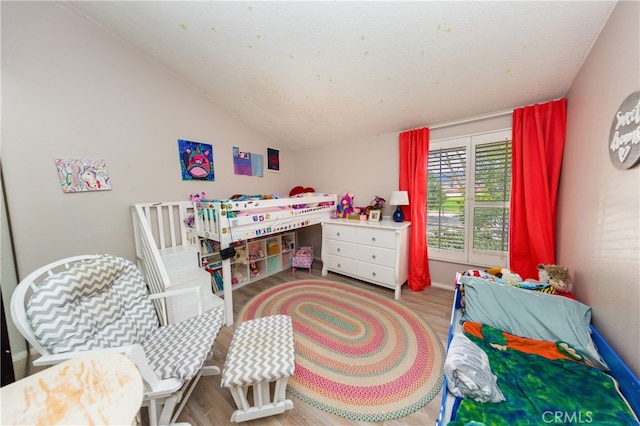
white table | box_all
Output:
[1,351,143,425]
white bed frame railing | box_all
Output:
[193,195,337,241]
[133,195,338,326]
[131,201,197,325]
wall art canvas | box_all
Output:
[233,146,252,176]
[179,139,214,181]
[55,158,111,193]
[233,146,264,176]
[608,91,640,170]
[251,153,264,177]
[267,148,280,172]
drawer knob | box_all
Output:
[372,272,376,276]
[337,263,341,268]
[371,237,376,242]
[372,254,376,259]
[337,232,341,236]
[337,248,341,252]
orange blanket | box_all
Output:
[463,321,590,365]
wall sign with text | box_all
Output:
[609,91,640,170]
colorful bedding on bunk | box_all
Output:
[448,322,638,425]
[199,193,333,217]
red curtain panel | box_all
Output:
[510,98,567,279]
[399,127,431,290]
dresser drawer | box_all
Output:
[323,224,357,243]
[356,245,395,268]
[356,262,395,286]
[356,228,396,249]
[324,239,356,259]
[321,219,411,300]
[324,254,357,276]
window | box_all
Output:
[427,130,512,266]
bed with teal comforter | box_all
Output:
[448,321,638,425]
[439,274,640,426]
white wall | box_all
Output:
[297,2,640,377]
[1,1,294,361]
[293,133,400,216]
[559,0,639,375]
[2,1,294,273]
[293,132,399,253]
[1,169,24,363]
[294,113,513,286]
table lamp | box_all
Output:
[390,191,409,222]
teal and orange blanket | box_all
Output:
[448,322,639,425]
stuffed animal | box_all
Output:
[486,267,523,283]
[190,192,206,203]
[183,214,195,227]
[336,192,355,218]
[234,245,248,265]
[289,186,315,196]
[535,263,573,294]
[231,264,246,285]
[499,268,523,283]
[486,266,504,277]
[463,269,491,279]
[289,186,319,208]
[249,255,260,276]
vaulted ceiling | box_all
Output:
[67,1,617,150]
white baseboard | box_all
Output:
[430,281,454,291]
[12,349,28,363]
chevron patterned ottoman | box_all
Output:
[221,314,295,422]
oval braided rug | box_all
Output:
[238,280,445,422]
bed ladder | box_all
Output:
[132,202,224,325]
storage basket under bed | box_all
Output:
[291,246,313,272]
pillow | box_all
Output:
[27,255,158,354]
[445,333,506,403]
[460,276,608,370]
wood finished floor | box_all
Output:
[177,263,455,426]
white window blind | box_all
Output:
[427,130,512,266]
[427,145,466,253]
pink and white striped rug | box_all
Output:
[238,280,445,421]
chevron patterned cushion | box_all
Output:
[221,315,295,388]
[27,255,159,354]
[143,307,224,381]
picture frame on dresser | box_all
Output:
[368,210,381,221]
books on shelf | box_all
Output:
[204,259,222,269]
[198,231,297,292]
[206,268,224,292]
[200,239,220,255]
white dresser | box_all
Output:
[321,219,411,299]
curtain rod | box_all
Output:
[429,108,513,130]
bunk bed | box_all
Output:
[192,193,338,324]
[438,272,640,426]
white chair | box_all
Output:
[10,254,224,426]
